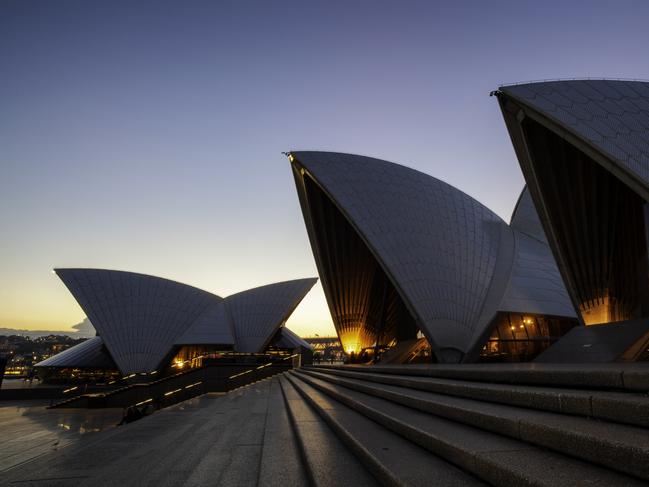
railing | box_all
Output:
[49,354,299,410]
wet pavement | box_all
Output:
[0,400,123,472]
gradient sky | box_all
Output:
[2,0,649,336]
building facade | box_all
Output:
[289,151,578,363]
[36,269,316,377]
[496,79,649,361]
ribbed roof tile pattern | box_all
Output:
[227,278,317,352]
[292,153,576,360]
[500,80,649,187]
[174,300,234,345]
[55,269,218,374]
[293,152,507,353]
[271,327,313,350]
[47,270,316,373]
[510,187,548,244]
[499,231,577,318]
[36,336,117,369]
[501,187,576,318]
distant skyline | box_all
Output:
[2,0,649,336]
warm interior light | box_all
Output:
[581,295,617,325]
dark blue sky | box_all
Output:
[2,0,648,334]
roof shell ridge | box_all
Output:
[499,77,649,88]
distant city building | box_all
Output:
[496,79,649,361]
[35,269,316,379]
[289,151,578,363]
[0,354,6,388]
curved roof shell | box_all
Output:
[175,300,234,346]
[497,80,649,326]
[498,187,575,318]
[270,326,313,350]
[227,278,317,352]
[290,152,575,362]
[54,269,220,374]
[35,336,117,369]
[49,269,316,373]
[499,80,649,197]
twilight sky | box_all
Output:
[2,0,649,336]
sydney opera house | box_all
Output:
[286,79,649,365]
[37,79,649,375]
[496,79,649,362]
[36,269,316,379]
[289,151,579,363]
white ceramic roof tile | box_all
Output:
[174,299,234,345]
[52,270,317,372]
[501,80,649,186]
[35,336,117,369]
[499,231,577,318]
[55,269,220,374]
[292,153,576,358]
[509,186,548,243]
[226,278,317,353]
[293,152,507,352]
[272,326,313,350]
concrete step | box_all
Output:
[313,363,649,391]
[299,368,649,481]
[304,366,649,428]
[278,375,376,486]
[258,378,309,487]
[284,372,485,487]
[290,370,645,486]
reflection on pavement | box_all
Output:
[0,400,123,472]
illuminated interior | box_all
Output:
[480,312,578,362]
[298,171,419,356]
[515,115,649,325]
[169,345,234,370]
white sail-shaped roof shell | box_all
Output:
[498,196,576,318]
[291,152,575,362]
[497,80,649,328]
[499,80,649,195]
[44,269,316,374]
[54,269,220,374]
[175,300,234,346]
[227,278,317,352]
[35,336,117,369]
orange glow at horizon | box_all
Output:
[0,273,336,339]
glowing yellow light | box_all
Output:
[510,326,516,331]
[229,369,253,379]
[288,153,295,162]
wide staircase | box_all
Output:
[4,364,649,486]
[280,364,649,486]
